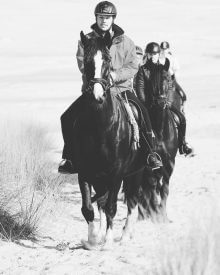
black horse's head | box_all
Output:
[150,69,172,109]
[148,68,175,139]
[80,31,112,103]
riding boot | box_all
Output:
[136,100,163,169]
[58,95,86,174]
[135,100,163,169]
[143,132,163,170]
[178,121,194,157]
[58,159,76,174]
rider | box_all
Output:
[58,1,162,174]
[160,41,187,102]
[135,42,194,156]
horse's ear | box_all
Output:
[80,31,88,47]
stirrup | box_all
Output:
[147,152,163,170]
[146,152,162,165]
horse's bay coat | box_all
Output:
[76,23,138,93]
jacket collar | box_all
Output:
[91,23,124,42]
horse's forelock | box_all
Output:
[83,38,111,88]
[84,37,111,63]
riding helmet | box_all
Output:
[160,41,170,50]
[145,42,160,54]
[94,1,117,17]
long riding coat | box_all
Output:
[76,23,138,93]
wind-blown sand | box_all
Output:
[0,0,220,274]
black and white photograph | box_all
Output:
[0,0,220,274]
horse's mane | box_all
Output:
[149,68,173,99]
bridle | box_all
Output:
[84,40,113,96]
[85,59,113,95]
[89,77,112,91]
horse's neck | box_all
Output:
[94,50,103,78]
[153,107,174,141]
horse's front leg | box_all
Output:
[78,174,100,249]
[102,177,122,250]
[96,204,106,243]
[159,176,170,223]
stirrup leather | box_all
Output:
[123,100,140,150]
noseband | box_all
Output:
[86,77,112,95]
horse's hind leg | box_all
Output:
[121,173,143,242]
[96,205,106,243]
[138,171,162,222]
[159,178,170,222]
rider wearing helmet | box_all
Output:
[58,2,162,174]
[136,42,169,105]
[160,41,186,102]
[135,42,194,157]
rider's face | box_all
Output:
[147,53,160,64]
[96,15,114,32]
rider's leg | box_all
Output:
[59,94,86,173]
[124,91,162,169]
[170,106,194,156]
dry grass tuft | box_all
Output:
[154,205,220,275]
[0,118,65,241]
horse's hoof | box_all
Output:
[81,239,102,251]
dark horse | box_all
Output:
[74,32,150,249]
[135,70,180,222]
